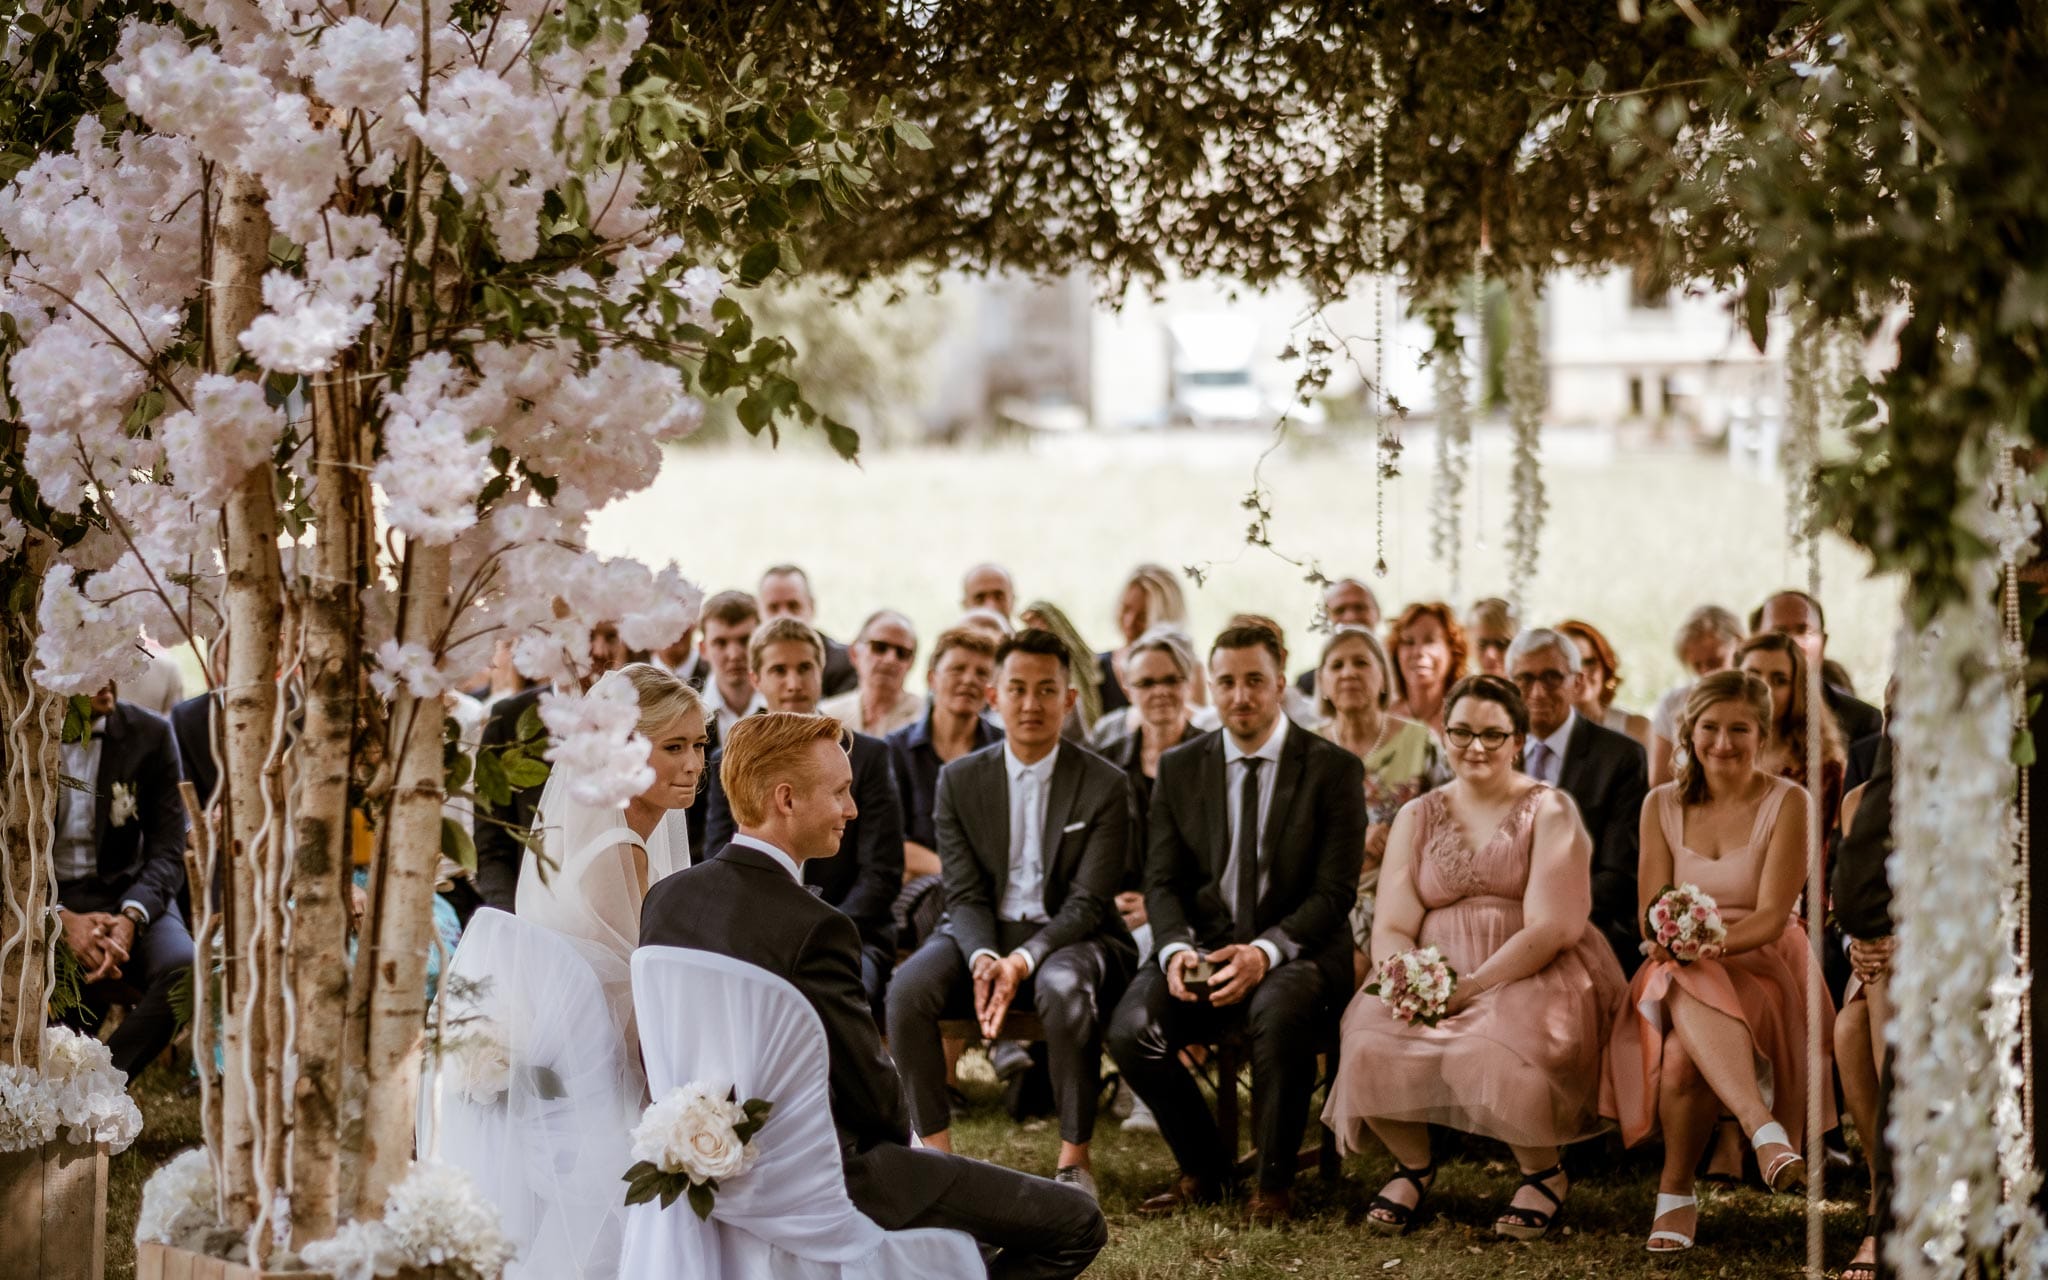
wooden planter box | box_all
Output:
[138,1243,446,1279]
[0,1139,108,1280]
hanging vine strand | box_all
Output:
[1369,48,1396,578]
[1504,271,1546,618]
[1429,302,1472,603]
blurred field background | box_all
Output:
[592,423,1899,707]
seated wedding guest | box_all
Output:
[475,620,629,910]
[699,591,766,736]
[1509,628,1651,974]
[51,684,194,1082]
[1325,674,1625,1238]
[1465,597,1518,677]
[1099,563,1188,716]
[650,624,707,691]
[1108,624,1367,1223]
[962,561,1017,623]
[1021,600,1107,744]
[1387,601,1467,740]
[758,563,858,697]
[1602,670,1835,1253]
[1295,576,1383,695]
[517,664,706,1034]
[1557,618,1652,744]
[1832,735,1895,1280]
[642,714,1106,1277]
[1649,604,1746,786]
[821,609,923,738]
[1738,631,1848,837]
[1752,589,1884,745]
[703,618,905,1016]
[890,628,1002,882]
[1095,627,1207,935]
[1311,625,1444,983]
[887,629,1136,1198]
[1227,613,1318,727]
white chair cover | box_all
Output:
[618,947,982,1280]
[423,910,641,1280]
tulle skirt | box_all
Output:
[1324,896,1629,1151]
[1600,917,1837,1147]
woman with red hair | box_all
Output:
[1386,602,1468,740]
[1557,618,1651,746]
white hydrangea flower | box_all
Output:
[381,1161,517,1279]
[0,1064,60,1153]
[135,1149,220,1247]
[300,1218,405,1280]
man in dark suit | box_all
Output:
[53,686,192,1080]
[1107,624,1367,1222]
[1753,590,1884,744]
[1507,628,1650,974]
[472,622,627,910]
[758,564,858,698]
[1833,733,1894,1278]
[642,712,1105,1280]
[886,630,1136,1197]
[701,617,904,1016]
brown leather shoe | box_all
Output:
[1136,1175,1219,1217]
[1247,1188,1293,1225]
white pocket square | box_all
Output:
[1062,821,1087,834]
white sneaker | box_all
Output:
[1121,1095,1159,1133]
[1054,1166,1098,1200]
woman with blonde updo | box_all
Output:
[1602,669,1835,1254]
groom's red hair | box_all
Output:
[721,712,846,827]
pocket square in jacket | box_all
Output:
[1062,821,1086,834]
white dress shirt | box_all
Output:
[728,833,803,882]
[969,743,1059,975]
[1158,715,1288,972]
[1523,710,1577,787]
[709,688,767,736]
[55,721,105,882]
[654,651,706,687]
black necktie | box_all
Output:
[1233,757,1263,942]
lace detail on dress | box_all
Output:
[1419,785,1547,900]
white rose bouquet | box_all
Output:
[1364,945,1459,1027]
[1643,882,1727,966]
[623,1081,773,1220]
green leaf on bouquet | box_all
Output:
[734,1097,773,1143]
[622,1160,672,1207]
[687,1181,717,1221]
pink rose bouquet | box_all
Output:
[1643,882,1727,965]
[1365,945,1459,1026]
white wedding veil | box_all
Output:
[515,667,695,1026]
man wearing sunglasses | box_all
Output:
[1506,627,1648,975]
[701,617,907,1019]
[821,609,924,738]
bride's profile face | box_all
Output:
[640,705,709,811]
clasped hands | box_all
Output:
[971,952,1031,1040]
[60,909,135,982]
[1164,943,1269,1006]
[1848,935,1895,986]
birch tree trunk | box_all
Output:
[354,541,451,1214]
[286,373,365,1246]
[0,531,59,1071]
[210,167,284,1234]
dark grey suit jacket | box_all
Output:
[933,741,1136,971]
[72,701,188,923]
[1549,714,1650,973]
[1144,724,1367,994]
[639,845,955,1227]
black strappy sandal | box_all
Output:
[1839,1234,1879,1280]
[1493,1163,1566,1241]
[1366,1161,1436,1234]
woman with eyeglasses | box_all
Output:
[819,608,924,737]
[1312,626,1446,984]
[1601,669,1835,1254]
[1324,675,1626,1241]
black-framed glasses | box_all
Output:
[1131,675,1185,690]
[865,639,914,661]
[1444,726,1514,751]
[1511,670,1570,692]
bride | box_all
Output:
[432,663,708,1280]
[517,661,710,1032]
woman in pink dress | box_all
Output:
[1601,669,1835,1253]
[1324,675,1627,1240]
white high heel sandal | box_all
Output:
[1646,1192,1697,1253]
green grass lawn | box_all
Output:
[109,1052,1866,1280]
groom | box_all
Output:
[640,712,1106,1280]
